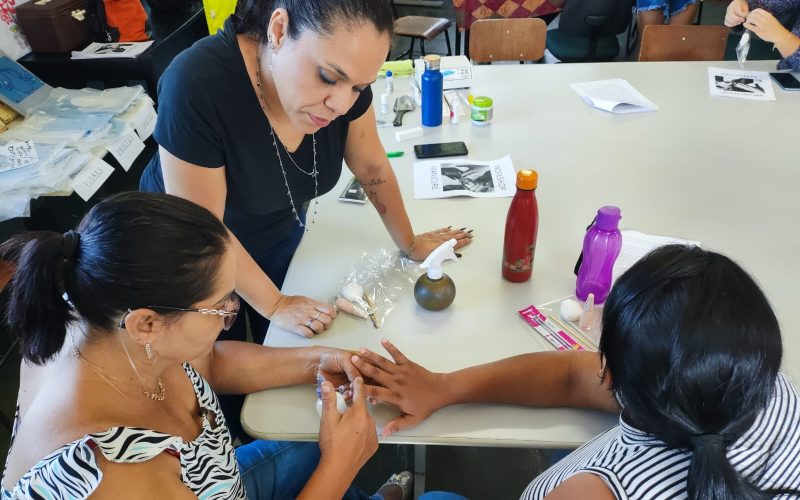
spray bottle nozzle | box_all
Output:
[420,238,458,280]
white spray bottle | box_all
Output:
[414,238,458,311]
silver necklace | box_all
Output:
[256,47,318,228]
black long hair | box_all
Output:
[232,0,394,41]
[599,244,787,499]
[1,192,230,365]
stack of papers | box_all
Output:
[72,42,153,59]
[570,79,659,114]
[612,230,700,281]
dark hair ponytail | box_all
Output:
[2,192,230,365]
[2,231,76,364]
[600,245,795,500]
[688,438,772,500]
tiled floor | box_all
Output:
[0,2,732,497]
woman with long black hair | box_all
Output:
[354,245,800,498]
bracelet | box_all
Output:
[402,236,416,258]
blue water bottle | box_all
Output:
[421,55,443,127]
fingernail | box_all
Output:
[468,234,474,239]
[359,347,367,354]
[382,338,389,344]
[459,227,466,231]
[447,225,452,229]
[455,252,462,258]
[322,385,331,394]
[351,355,360,363]
[467,229,474,234]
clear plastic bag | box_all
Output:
[27,86,145,117]
[335,248,423,328]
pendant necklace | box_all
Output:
[256,47,318,229]
[74,347,166,401]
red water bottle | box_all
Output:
[502,170,539,282]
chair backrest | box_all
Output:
[469,18,547,63]
[558,0,631,38]
[640,25,730,61]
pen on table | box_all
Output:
[387,151,404,158]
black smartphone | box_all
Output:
[414,141,469,159]
[770,72,800,91]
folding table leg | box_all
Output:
[414,444,426,498]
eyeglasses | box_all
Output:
[119,292,240,331]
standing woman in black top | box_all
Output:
[141,0,472,343]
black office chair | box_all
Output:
[546,0,631,62]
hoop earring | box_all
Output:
[597,358,608,381]
[142,343,159,366]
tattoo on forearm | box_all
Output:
[368,190,388,215]
[361,178,387,188]
[362,178,388,215]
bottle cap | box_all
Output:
[423,54,441,71]
[515,169,538,190]
[472,96,493,108]
[595,206,622,231]
[386,70,393,78]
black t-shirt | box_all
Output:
[140,18,373,253]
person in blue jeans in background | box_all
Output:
[636,0,701,43]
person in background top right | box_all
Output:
[725,0,800,70]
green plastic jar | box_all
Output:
[470,96,493,126]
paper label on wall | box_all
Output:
[72,158,114,201]
[131,102,157,140]
[2,140,38,169]
[107,130,145,171]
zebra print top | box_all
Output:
[521,373,800,499]
[1,363,246,500]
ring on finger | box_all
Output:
[306,318,313,328]
[314,311,322,321]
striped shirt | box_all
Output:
[1,364,245,500]
[522,373,800,499]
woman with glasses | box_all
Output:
[0,192,410,499]
[354,245,800,499]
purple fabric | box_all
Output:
[751,0,800,70]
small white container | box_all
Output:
[470,96,494,126]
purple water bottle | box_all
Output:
[576,206,622,303]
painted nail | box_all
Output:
[467,229,474,234]
[447,225,453,229]
[455,252,462,258]
[459,227,466,231]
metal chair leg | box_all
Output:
[444,29,452,56]
[455,29,461,55]
[421,38,426,56]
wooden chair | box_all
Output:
[639,25,729,61]
[468,18,547,63]
[392,0,452,60]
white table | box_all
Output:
[242,61,800,449]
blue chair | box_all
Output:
[546,0,631,62]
